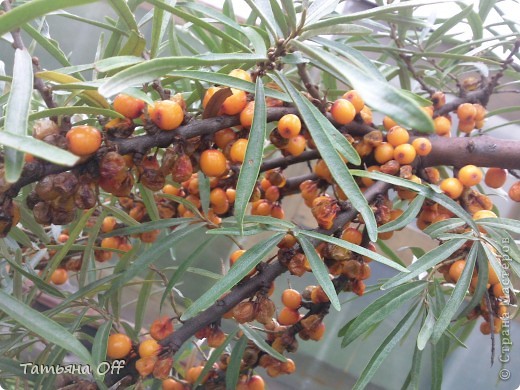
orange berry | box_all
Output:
[118,242,133,252]
[265,186,280,202]
[458,119,475,134]
[433,116,451,136]
[432,91,446,109]
[247,375,265,390]
[449,260,466,282]
[202,86,221,109]
[360,106,373,124]
[458,165,482,187]
[473,210,497,220]
[57,233,69,243]
[411,137,432,156]
[222,89,247,115]
[386,126,409,147]
[285,135,306,156]
[148,100,184,131]
[101,236,120,250]
[330,99,356,125]
[393,144,416,165]
[113,94,145,119]
[485,168,507,189]
[281,289,302,310]
[162,184,180,196]
[314,159,333,183]
[140,229,160,243]
[150,316,174,341]
[101,216,117,233]
[474,104,486,121]
[200,149,228,177]
[66,125,102,156]
[240,101,255,127]
[50,268,68,285]
[480,321,491,335]
[225,188,236,204]
[493,283,505,298]
[509,181,520,202]
[277,307,300,326]
[383,116,397,130]
[374,143,394,164]
[488,264,500,285]
[277,114,301,139]
[162,378,184,390]
[229,68,252,82]
[214,128,236,149]
[107,333,132,359]
[342,90,364,113]
[136,356,157,377]
[138,339,161,358]
[341,227,362,245]
[230,138,248,163]
[186,366,206,385]
[457,103,477,122]
[440,178,464,199]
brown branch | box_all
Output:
[296,63,322,102]
[157,180,392,356]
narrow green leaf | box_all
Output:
[377,239,407,268]
[235,78,266,227]
[300,24,371,40]
[381,239,467,290]
[431,340,446,390]
[117,30,146,57]
[478,218,520,235]
[4,49,33,182]
[169,70,289,101]
[22,23,71,67]
[425,5,473,48]
[110,223,204,292]
[244,0,283,39]
[379,195,425,233]
[95,56,144,72]
[159,236,216,309]
[135,271,154,333]
[98,54,266,97]
[305,0,340,26]
[194,328,238,388]
[431,243,478,343]
[150,0,175,58]
[92,319,112,384]
[417,306,435,350]
[103,205,139,227]
[0,0,98,37]
[198,171,211,217]
[226,336,248,390]
[297,235,340,311]
[158,193,204,219]
[104,217,195,237]
[109,0,139,32]
[301,230,408,272]
[273,71,377,240]
[241,215,295,229]
[0,290,92,365]
[280,0,297,31]
[340,281,426,347]
[138,184,160,221]
[457,245,489,320]
[181,233,284,320]
[423,218,465,239]
[28,107,124,122]
[353,305,421,390]
[239,325,287,362]
[291,41,434,132]
[0,131,79,168]
[403,345,423,390]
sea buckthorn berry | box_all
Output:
[310,286,329,304]
[200,149,227,177]
[374,143,395,164]
[214,128,236,149]
[222,89,247,115]
[150,316,174,341]
[309,322,326,341]
[488,264,500,285]
[153,357,174,380]
[113,94,145,119]
[281,289,302,310]
[207,328,227,348]
[311,196,339,229]
[118,242,133,252]
[148,100,184,131]
[285,135,307,156]
[449,260,466,282]
[265,186,280,202]
[314,159,333,183]
[458,165,482,187]
[260,178,272,191]
[186,366,207,385]
[342,90,364,113]
[474,104,486,121]
[233,301,256,323]
[138,339,161,358]
[230,138,248,163]
[393,143,416,165]
[509,181,520,202]
[240,101,255,127]
[278,114,301,139]
[101,236,121,250]
[141,229,160,243]
[252,199,272,216]
[493,283,505,298]
[458,119,475,134]
[480,321,491,335]
[162,184,180,196]
[136,356,158,377]
[162,378,184,390]
[330,99,356,125]
[107,333,132,359]
[485,168,507,188]
[440,178,464,199]
[101,216,117,233]
[278,307,300,326]
[202,86,221,109]
[50,268,68,285]
[457,103,477,122]
[360,106,373,124]
[271,204,285,219]
[383,116,397,130]
[66,126,102,156]
[431,91,446,109]
[433,116,451,136]
[57,233,69,243]
[386,126,409,146]
[341,227,363,245]
[361,166,380,187]
[411,137,432,156]
[225,188,236,204]
[247,375,265,390]
[473,210,497,220]
[229,68,252,82]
